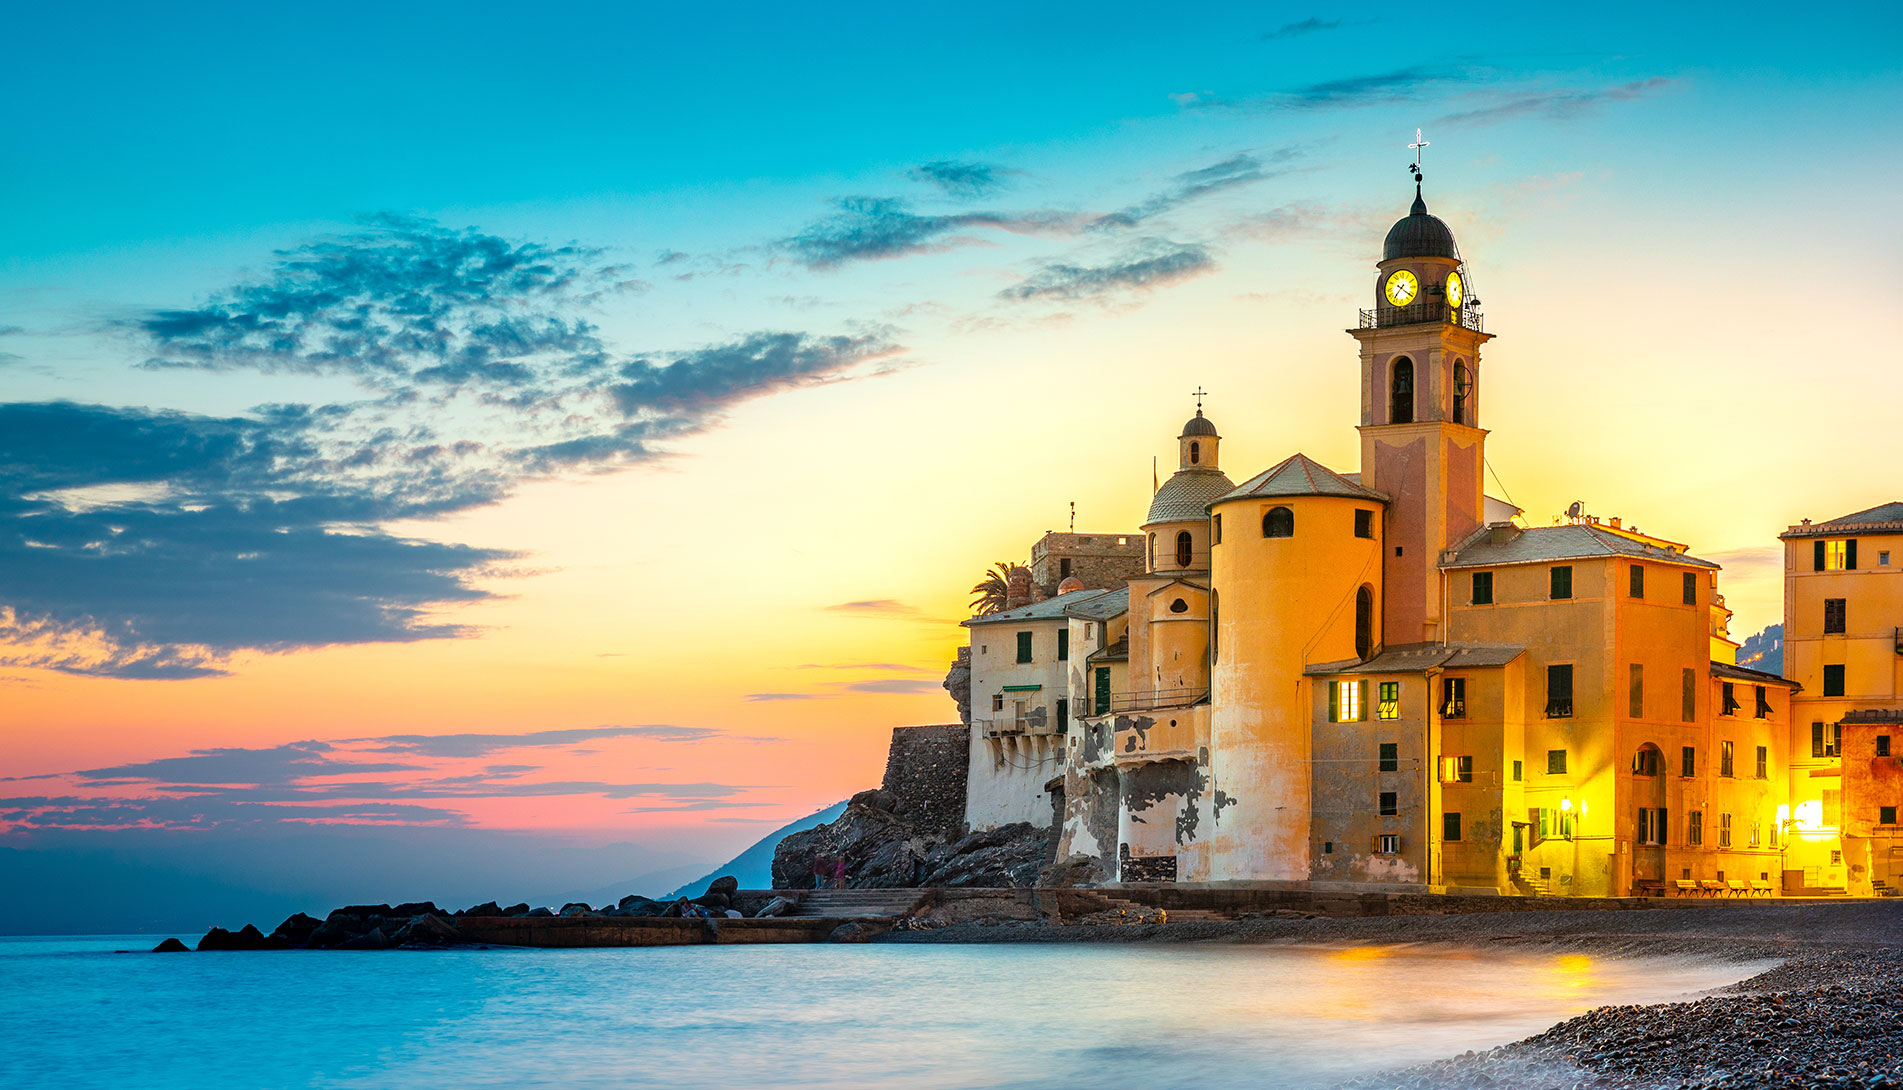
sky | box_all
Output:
[2,1,1900,932]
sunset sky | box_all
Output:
[3,2,1899,931]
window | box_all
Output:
[1441,677,1466,718]
[1094,667,1111,715]
[1373,834,1400,855]
[1721,682,1740,716]
[1682,667,1696,722]
[1629,564,1645,599]
[1471,571,1494,605]
[1354,509,1374,539]
[1824,598,1846,635]
[1815,539,1855,571]
[1533,807,1550,842]
[1378,742,1398,772]
[1015,632,1033,663]
[1189,441,1200,465]
[1719,813,1732,849]
[1439,755,1473,783]
[1377,682,1400,720]
[1756,745,1768,779]
[1547,749,1568,775]
[1823,664,1845,697]
[1884,806,1899,826]
[1636,808,1665,845]
[1754,686,1771,719]
[1056,628,1069,662]
[1059,557,1072,579]
[1175,531,1193,568]
[1323,841,1333,854]
[1633,746,1662,775]
[1168,597,1188,614]
[1550,565,1573,600]
[1390,357,1414,424]
[1263,506,1294,538]
[1452,361,1470,425]
[1689,811,1703,846]
[1812,721,1841,758]
[1681,746,1696,777]
[1442,812,1462,841]
[1750,821,1760,847]
[992,693,1004,712]
[1210,589,1219,662]
[1720,740,1735,778]
[1056,697,1069,733]
[1147,534,1155,568]
[1879,735,1892,757]
[1512,759,1522,782]
[1629,663,1644,719]
[1379,791,1397,816]
[1882,551,1893,567]
[1331,680,1365,722]
[1354,586,1374,661]
[1546,664,1574,718]
[1682,571,1697,606]
[1212,514,1222,544]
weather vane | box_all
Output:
[1409,128,1429,180]
[1192,385,1207,412]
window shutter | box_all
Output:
[1812,721,1825,758]
[1370,835,1382,854]
[1358,679,1369,721]
[1660,808,1668,844]
[1815,540,1826,571]
[1329,681,1339,722]
[1847,539,1858,569]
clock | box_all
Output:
[1445,271,1464,310]
[1383,269,1419,306]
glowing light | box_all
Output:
[1795,800,1822,830]
[1559,797,1572,812]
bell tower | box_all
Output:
[1348,164,1494,647]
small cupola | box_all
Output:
[1382,179,1459,262]
[1179,409,1220,470]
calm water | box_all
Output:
[3,935,1771,1089]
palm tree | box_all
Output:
[968,560,1019,616]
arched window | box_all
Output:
[1633,744,1663,776]
[1390,358,1414,424]
[1169,597,1188,614]
[1175,530,1193,567]
[1189,441,1200,465]
[1452,360,1471,426]
[1263,506,1294,538]
[1354,585,1374,661]
[1210,589,1220,663]
[1147,533,1155,568]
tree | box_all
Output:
[968,560,1019,616]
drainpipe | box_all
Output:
[1425,665,1444,890]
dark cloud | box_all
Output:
[781,197,1073,269]
[825,599,925,616]
[1434,77,1674,126]
[905,160,1018,199]
[1261,17,1341,40]
[1001,240,1216,302]
[0,795,464,830]
[77,741,412,785]
[607,331,894,415]
[1093,149,1301,229]
[1175,65,1480,112]
[746,692,818,702]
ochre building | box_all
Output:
[958,177,1903,898]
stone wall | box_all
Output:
[882,723,971,838]
[1029,531,1144,595]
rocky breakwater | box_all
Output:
[770,787,1052,889]
[161,877,771,952]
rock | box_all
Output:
[337,927,391,950]
[502,903,532,916]
[850,788,900,814]
[942,647,971,726]
[724,909,743,919]
[771,800,928,889]
[705,875,740,897]
[459,901,502,918]
[392,914,463,947]
[196,923,279,951]
[390,901,443,917]
[1038,854,1105,888]
[559,902,594,917]
[335,904,393,917]
[692,893,732,911]
[618,897,667,917]
[828,920,890,943]
[919,822,1050,888]
[269,912,322,946]
[523,907,554,918]
[151,937,190,952]
[755,896,798,918]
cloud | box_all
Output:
[796,662,932,673]
[746,693,818,702]
[605,331,894,416]
[361,724,747,758]
[1177,65,1481,112]
[1433,77,1674,127]
[1261,17,1341,40]
[826,599,925,616]
[1093,149,1301,229]
[781,197,1074,269]
[1001,240,1216,303]
[843,678,941,694]
[77,741,413,785]
[906,160,1018,199]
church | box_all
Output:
[957,168,1903,899]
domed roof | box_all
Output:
[1145,467,1235,525]
[1179,411,1219,438]
[1383,184,1458,261]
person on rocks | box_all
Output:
[831,858,847,890]
[812,854,833,891]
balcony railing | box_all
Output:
[1358,302,1484,333]
[973,716,1067,738]
[1085,687,1209,717]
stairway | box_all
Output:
[786,889,927,918]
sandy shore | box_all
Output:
[891,900,1903,1088]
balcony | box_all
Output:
[973,714,1066,738]
[1085,687,1209,718]
[1358,302,1484,333]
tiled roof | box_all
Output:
[1780,501,1903,540]
[1844,709,1903,725]
[1064,586,1130,620]
[1304,641,1524,676]
[1444,524,1720,570]
[1710,660,1801,689]
[1218,453,1388,505]
[1145,467,1236,524]
[964,587,1116,627]
[1086,637,1129,663]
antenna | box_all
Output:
[1566,501,1585,521]
[1069,501,1075,532]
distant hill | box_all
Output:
[1736,623,1783,675]
[666,799,849,898]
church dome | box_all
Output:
[1382,184,1458,261]
[1180,411,1219,438]
[1145,467,1235,525]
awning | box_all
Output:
[1001,684,1043,692]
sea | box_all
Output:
[3,934,1771,1089]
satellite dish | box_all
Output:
[1566,501,1584,519]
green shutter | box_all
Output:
[1847,539,1858,569]
[1358,680,1369,722]
[1814,540,1826,571]
[1328,681,1339,722]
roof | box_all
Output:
[1382,184,1459,261]
[1843,709,1903,725]
[1781,501,1903,540]
[1063,586,1129,621]
[1444,523,1720,571]
[1180,411,1219,438]
[1305,641,1524,677]
[964,587,1116,627]
[1710,660,1801,689]
[1146,467,1236,525]
[1217,453,1389,505]
[1086,637,1129,664]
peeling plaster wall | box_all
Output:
[964,615,1070,831]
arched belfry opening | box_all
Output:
[1189,441,1201,465]
[1390,358,1414,424]
[1174,530,1193,568]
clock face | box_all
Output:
[1445,271,1464,310]
[1384,269,1419,306]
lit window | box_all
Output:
[1441,677,1466,718]
[1332,680,1363,722]
[1719,813,1732,848]
[1689,811,1703,846]
[1756,745,1768,779]
[1721,740,1735,778]
[1377,682,1400,720]
[1438,755,1473,783]
[1821,539,1850,570]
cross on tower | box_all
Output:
[1409,128,1430,169]
[1192,386,1207,412]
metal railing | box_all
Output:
[1085,687,1209,717]
[1358,303,1484,333]
[973,716,1067,737]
